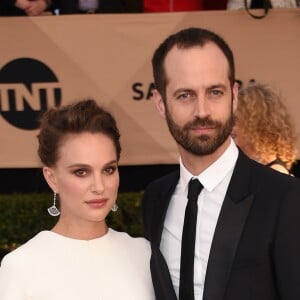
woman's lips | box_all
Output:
[85,199,107,208]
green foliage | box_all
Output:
[0,192,144,254]
[107,191,144,237]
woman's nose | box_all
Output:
[91,175,104,194]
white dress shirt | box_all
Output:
[160,139,239,299]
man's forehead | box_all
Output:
[164,44,230,81]
[165,42,227,62]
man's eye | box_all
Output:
[210,90,222,96]
[178,92,192,100]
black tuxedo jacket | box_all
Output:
[142,151,300,300]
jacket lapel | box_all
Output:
[151,170,180,246]
[203,152,254,300]
[150,171,179,300]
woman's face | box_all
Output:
[43,132,119,227]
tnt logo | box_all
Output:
[0,58,62,130]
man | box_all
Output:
[142,27,300,300]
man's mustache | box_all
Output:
[184,117,220,130]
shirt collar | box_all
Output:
[179,138,238,193]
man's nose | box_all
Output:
[194,97,209,118]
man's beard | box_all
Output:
[165,108,234,156]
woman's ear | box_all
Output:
[43,167,58,193]
[152,89,166,118]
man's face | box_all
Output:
[154,43,238,156]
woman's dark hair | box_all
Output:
[37,99,121,166]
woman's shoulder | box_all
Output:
[270,163,290,175]
[266,158,291,175]
[107,229,152,267]
[108,228,150,250]
[1,231,51,265]
[0,231,50,274]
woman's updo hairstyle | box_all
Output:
[37,99,121,167]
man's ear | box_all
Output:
[43,166,58,193]
[152,89,166,118]
[232,81,239,112]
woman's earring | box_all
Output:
[111,203,118,212]
[48,192,60,217]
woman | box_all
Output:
[0,99,155,299]
[232,82,297,175]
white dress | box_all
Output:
[0,228,155,300]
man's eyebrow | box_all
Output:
[173,88,194,96]
[207,83,227,90]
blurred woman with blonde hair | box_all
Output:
[232,82,297,175]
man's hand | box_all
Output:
[14,0,32,11]
[15,0,50,16]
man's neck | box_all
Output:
[179,138,231,175]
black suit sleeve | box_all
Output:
[273,180,300,299]
[141,186,152,240]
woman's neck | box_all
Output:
[51,218,108,240]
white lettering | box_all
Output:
[0,83,61,111]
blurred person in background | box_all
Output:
[227,0,297,10]
[53,0,127,14]
[143,0,203,12]
[143,0,230,12]
[0,0,53,16]
[232,82,298,175]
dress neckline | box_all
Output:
[38,227,113,243]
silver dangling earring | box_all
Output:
[48,192,60,217]
[111,203,118,212]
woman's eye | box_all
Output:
[104,166,117,175]
[74,169,87,177]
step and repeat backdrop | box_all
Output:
[0,8,299,167]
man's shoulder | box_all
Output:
[238,152,300,190]
[147,169,179,186]
[144,169,180,194]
